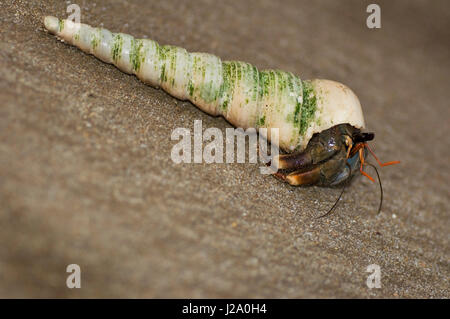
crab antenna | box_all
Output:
[317,164,353,218]
[365,143,400,167]
[365,162,383,214]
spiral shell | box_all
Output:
[44,16,365,152]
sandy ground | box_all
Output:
[0,0,448,298]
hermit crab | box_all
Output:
[43,16,399,216]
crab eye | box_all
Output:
[352,132,375,143]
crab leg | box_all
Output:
[274,166,321,186]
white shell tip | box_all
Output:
[44,16,59,34]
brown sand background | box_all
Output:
[0,0,449,298]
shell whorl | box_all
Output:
[44,16,365,152]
